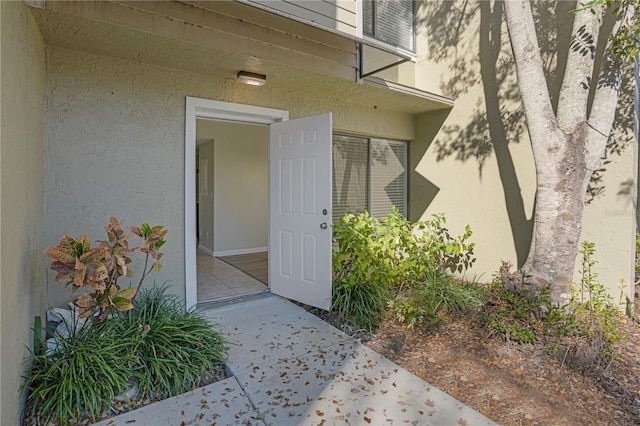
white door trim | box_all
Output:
[185,97,289,310]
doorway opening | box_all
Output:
[195,119,269,302]
[185,98,289,309]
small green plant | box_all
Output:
[115,287,228,398]
[571,240,626,357]
[482,241,626,369]
[331,208,476,330]
[44,217,167,321]
[22,319,133,424]
[389,270,484,330]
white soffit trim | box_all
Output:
[363,76,455,108]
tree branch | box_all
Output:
[585,2,636,170]
[556,5,602,132]
[504,0,562,157]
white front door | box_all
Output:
[269,113,332,310]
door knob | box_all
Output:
[320,223,328,230]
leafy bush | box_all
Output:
[115,287,228,398]
[331,208,476,330]
[22,289,228,424]
[482,241,625,367]
[389,270,485,330]
[44,217,167,321]
[22,320,132,424]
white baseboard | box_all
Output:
[213,247,268,257]
[197,245,214,256]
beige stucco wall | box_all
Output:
[0,1,47,423]
[409,1,636,302]
[43,46,415,308]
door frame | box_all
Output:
[185,97,289,310]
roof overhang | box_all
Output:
[28,0,453,115]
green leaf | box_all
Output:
[112,297,134,311]
[117,287,137,301]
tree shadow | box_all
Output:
[417,0,634,267]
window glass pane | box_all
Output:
[363,0,414,51]
[332,135,369,223]
[375,0,414,51]
[369,139,407,218]
[363,0,373,37]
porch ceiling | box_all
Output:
[30,1,453,114]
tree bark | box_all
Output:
[503,1,634,304]
[504,1,588,304]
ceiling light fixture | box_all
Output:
[237,71,267,86]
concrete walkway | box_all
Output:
[94,294,497,425]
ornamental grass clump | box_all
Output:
[389,270,485,330]
[22,289,229,424]
[115,287,228,399]
[22,319,132,424]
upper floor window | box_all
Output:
[363,0,415,52]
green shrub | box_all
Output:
[22,288,228,423]
[116,287,228,399]
[331,208,476,330]
[482,241,625,366]
[22,320,132,424]
[389,270,485,330]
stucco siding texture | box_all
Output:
[0,2,47,424]
[43,46,414,309]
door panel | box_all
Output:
[269,113,332,310]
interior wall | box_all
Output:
[0,2,47,423]
[197,139,215,253]
[197,120,269,255]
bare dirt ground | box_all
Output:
[310,288,640,426]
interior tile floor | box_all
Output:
[197,250,268,302]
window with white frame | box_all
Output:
[332,134,408,223]
[363,0,415,52]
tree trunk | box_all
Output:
[503,0,632,304]
[523,126,590,305]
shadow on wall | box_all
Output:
[414,0,635,268]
